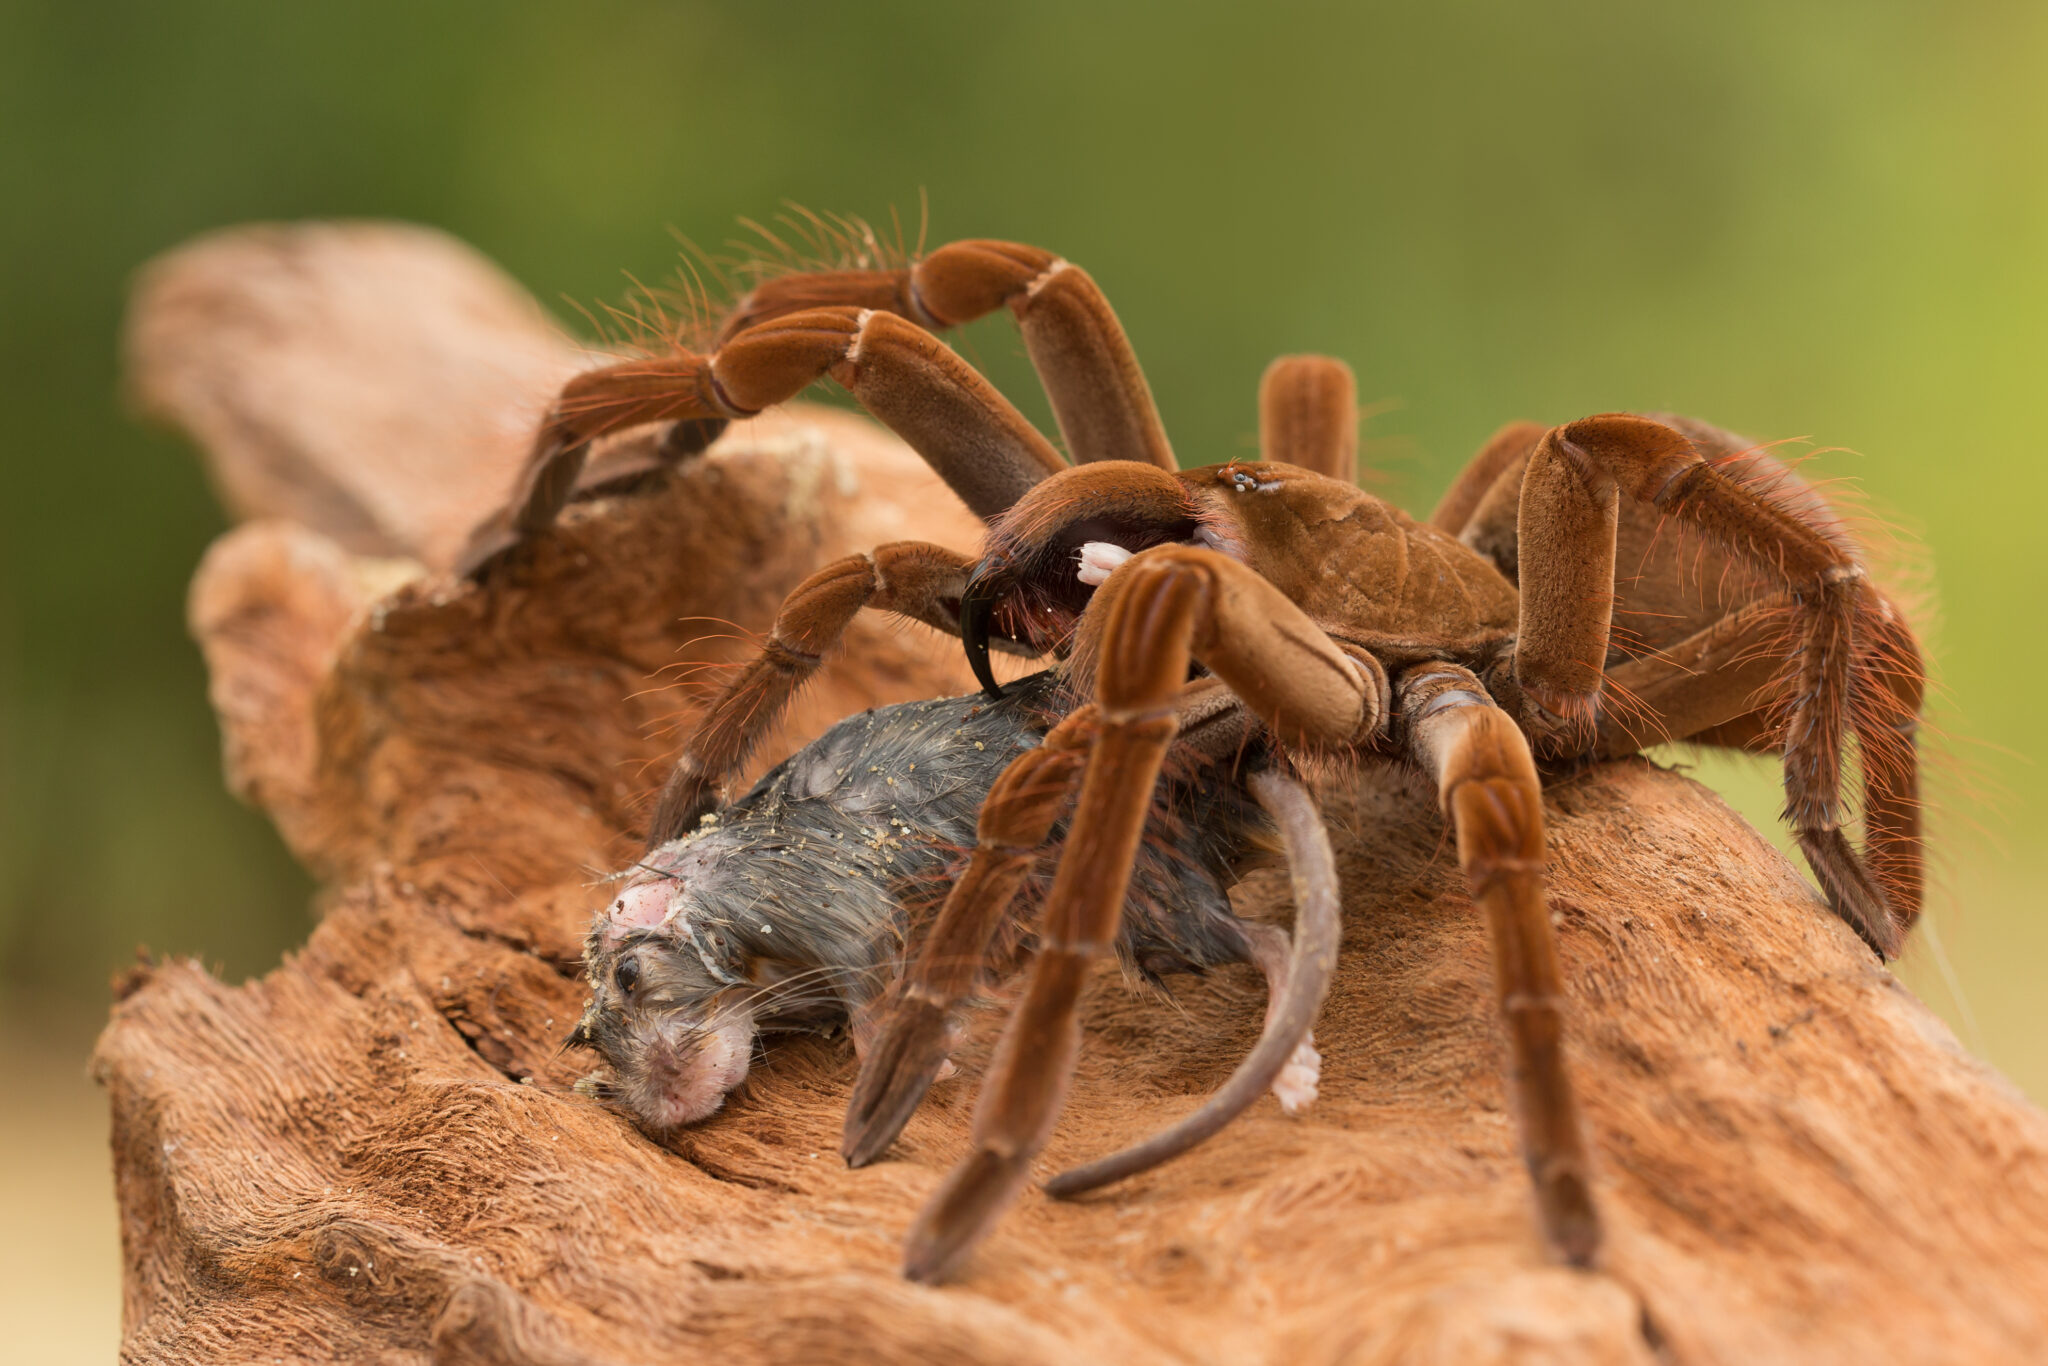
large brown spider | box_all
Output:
[462,236,1926,1283]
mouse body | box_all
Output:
[572,671,1298,1130]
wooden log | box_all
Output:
[100,221,2048,1365]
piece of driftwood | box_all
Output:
[99,222,2048,1365]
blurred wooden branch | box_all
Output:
[100,222,2048,1365]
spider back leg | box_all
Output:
[1507,414,1924,956]
[1400,662,1601,1267]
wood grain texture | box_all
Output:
[101,222,2048,1365]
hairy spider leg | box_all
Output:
[1452,414,1923,957]
[900,543,1382,1283]
[1620,596,1925,928]
[1399,662,1601,1268]
[718,238,1176,471]
[844,671,1334,1180]
[645,542,978,848]
[841,708,1095,1168]
[1430,419,1548,539]
[1042,766,1341,1198]
[458,303,1067,577]
[1849,607,1925,920]
[1258,355,1359,484]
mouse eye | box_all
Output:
[614,956,641,992]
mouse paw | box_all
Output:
[1271,1033,1321,1115]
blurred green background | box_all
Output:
[2,2,2044,1355]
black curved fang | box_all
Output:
[959,591,1004,699]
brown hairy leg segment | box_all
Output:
[646,541,975,847]
[1042,765,1341,1198]
[1399,662,1600,1267]
[722,239,1177,471]
[841,708,1095,1168]
[1506,414,1922,956]
[1258,355,1358,484]
[459,304,1066,577]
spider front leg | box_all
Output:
[1042,764,1341,1198]
[849,680,1340,1183]
[902,545,1384,1283]
[719,238,1178,471]
[1398,663,1600,1267]
[841,707,1095,1166]
[643,540,983,848]
[1507,415,1924,956]
[458,303,1067,577]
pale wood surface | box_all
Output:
[100,222,2048,1365]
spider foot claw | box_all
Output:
[1535,1165,1603,1270]
[841,998,957,1167]
[1796,827,1901,959]
[901,1145,1033,1284]
[453,514,524,582]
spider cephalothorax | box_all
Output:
[465,233,1924,1283]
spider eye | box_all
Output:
[614,956,641,993]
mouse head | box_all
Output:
[571,862,761,1130]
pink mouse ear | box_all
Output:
[604,878,680,947]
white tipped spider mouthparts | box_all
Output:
[1076,540,1134,585]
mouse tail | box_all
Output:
[1043,769,1339,1199]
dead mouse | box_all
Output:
[569,670,1332,1184]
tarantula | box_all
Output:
[463,235,1925,1283]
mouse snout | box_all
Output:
[623,1012,757,1130]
